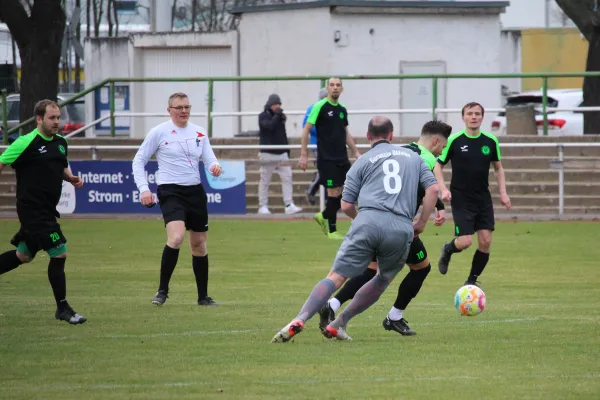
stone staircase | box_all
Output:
[2,135,600,216]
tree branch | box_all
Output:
[555,0,596,41]
[0,0,31,47]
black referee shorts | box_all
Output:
[450,190,495,236]
[157,184,208,232]
[371,236,428,266]
[317,160,351,189]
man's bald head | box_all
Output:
[367,116,394,141]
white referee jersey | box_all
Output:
[132,120,220,193]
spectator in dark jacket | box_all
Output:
[257,94,302,215]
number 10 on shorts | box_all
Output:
[383,160,402,194]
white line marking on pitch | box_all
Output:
[11,373,600,392]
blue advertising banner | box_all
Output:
[57,160,246,214]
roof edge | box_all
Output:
[230,1,510,15]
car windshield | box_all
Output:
[6,100,19,120]
[63,101,85,123]
[498,95,559,116]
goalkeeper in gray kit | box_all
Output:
[271,116,439,343]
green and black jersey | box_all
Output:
[403,142,444,212]
[437,129,500,194]
[0,129,69,219]
[307,98,349,161]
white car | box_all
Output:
[491,89,583,136]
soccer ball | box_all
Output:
[454,285,486,316]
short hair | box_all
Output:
[368,116,393,139]
[421,120,452,139]
[168,92,188,107]
[462,102,485,116]
[327,76,343,86]
[34,100,60,119]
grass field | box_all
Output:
[0,218,599,399]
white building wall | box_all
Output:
[328,12,503,135]
[500,29,522,97]
[238,8,331,135]
[83,37,131,137]
[239,7,504,136]
[129,31,238,138]
[84,32,238,138]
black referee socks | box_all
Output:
[0,250,22,275]
[192,255,209,299]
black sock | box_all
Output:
[326,196,342,233]
[48,258,67,309]
[334,268,376,305]
[468,250,489,282]
[159,245,180,293]
[447,239,462,254]
[192,254,209,300]
[0,250,23,275]
[309,174,320,196]
[394,265,431,310]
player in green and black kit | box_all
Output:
[435,102,511,286]
[318,120,452,336]
[299,77,361,239]
[0,100,87,324]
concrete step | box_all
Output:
[2,165,597,186]
[245,205,600,215]
[63,145,600,161]
[242,181,600,197]
[244,169,600,183]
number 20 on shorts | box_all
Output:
[49,232,60,243]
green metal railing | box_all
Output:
[2,72,599,142]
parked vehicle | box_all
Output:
[0,93,85,143]
[491,89,583,136]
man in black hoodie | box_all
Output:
[257,94,302,215]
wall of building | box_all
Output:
[238,8,332,136]
[328,11,503,136]
[521,27,587,92]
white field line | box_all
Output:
[8,373,600,392]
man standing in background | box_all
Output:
[299,77,361,239]
[257,94,302,215]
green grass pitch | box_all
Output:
[1,219,599,399]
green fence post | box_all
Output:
[1,89,7,145]
[109,81,116,137]
[542,76,548,136]
[432,77,438,120]
[207,80,214,138]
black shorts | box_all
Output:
[10,221,67,257]
[451,190,495,236]
[157,184,208,232]
[317,160,351,188]
[371,236,427,266]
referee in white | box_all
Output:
[132,92,222,306]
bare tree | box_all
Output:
[0,0,66,131]
[74,0,82,92]
[92,0,104,37]
[86,0,91,37]
[174,0,298,32]
[556,0,600,134]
